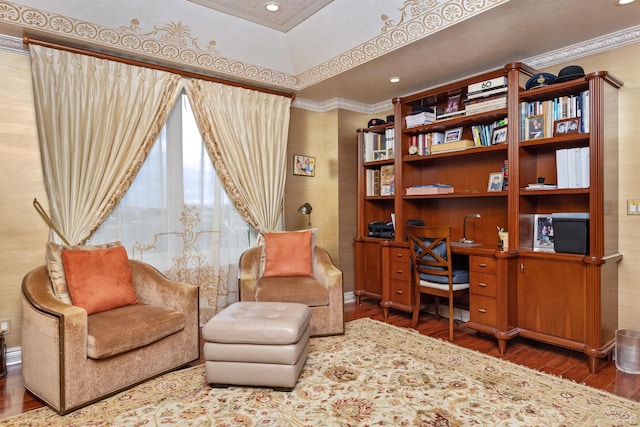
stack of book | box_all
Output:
[464,77,508,115]
[405,111,435,128]
[430,139,475,153]
[405,184,454,195]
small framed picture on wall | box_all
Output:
[293,154,316,177]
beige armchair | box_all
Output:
[21,260,199,414]
[239,246,344,336]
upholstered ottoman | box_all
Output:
[202,301,311,390]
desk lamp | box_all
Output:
[298,202,313,229]
[460,213,481,244]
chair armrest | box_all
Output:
[313,246,343,291]
[129,260,198,314]
[239,246,263,300]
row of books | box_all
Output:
[363,128,394,162]
[520,91,590,140]
[471,118,508,146]
[365,165,396,196]
[408,132,444,155]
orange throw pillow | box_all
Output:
[263,230,313,277]
[62,246,139,315]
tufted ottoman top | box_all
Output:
[202,301,311,345]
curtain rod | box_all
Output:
[23,34,295,99]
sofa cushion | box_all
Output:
[255,276,329,307]
[87,304,186,359]
[62,246,139,315]
[46,241,121,305]
[262,230,314,277]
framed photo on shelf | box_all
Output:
[373,150,387,160]
[526,114,545,140]
[293,154,315,177]
[445,93,462,113]
[533,214,554,252]
[444,127,463,142]
[554,117,581,136]
[491,126,507,144]
[487,172,504,192]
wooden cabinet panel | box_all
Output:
[354,239,383,302]
[517,257,585,342]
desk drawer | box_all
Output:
[390,260,411,282]
[469,256,497,274]
[390,247,409,261]
[469,295,497,327]
[389,279,412,306]
[469,272,497,297]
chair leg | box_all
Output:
[448,299,454,341]
[433,296,440,319]
[411,292,420,328]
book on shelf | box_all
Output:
[436,110,466,121]
[467,76,507,95]
[380,165,395,196]
[465,95,507,115]
[519,90,589,140]
[465,85,508,100]
[524,183,558,190]
[405,184,454,195]
[430,139,475,153]
[405,111,435,128]
[366,169,380,196]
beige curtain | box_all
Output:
[29,44,183,244]
[185,80,291,234]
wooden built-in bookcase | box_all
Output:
[354,62,622,373]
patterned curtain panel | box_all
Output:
[185,80,291,234]
[29,44,183,245]
[92,95,253,325]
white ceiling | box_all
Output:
[186,0,334,32]
[1,0,639,112]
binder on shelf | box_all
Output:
[556,149,569,189]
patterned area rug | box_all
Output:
[3,318,640,426]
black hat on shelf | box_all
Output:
[525,72,557,90]
[554,65,586,83]
[367,118,386,127]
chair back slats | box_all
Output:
[407,225,454,286]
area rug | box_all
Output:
[2,318,640,426]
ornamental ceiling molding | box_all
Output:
[0,0,507,91]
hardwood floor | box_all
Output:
[2,298,640,420]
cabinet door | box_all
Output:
[354,240,383,299]
[517,258,584,341]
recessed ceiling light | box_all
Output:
[390,77,401,83]
[265,2,280,12]
[617,0,636,5]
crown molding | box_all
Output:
[523,24,640,69]
[0,33,27,54]
[2,22,639,114]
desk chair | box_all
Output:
[407,225,470,341]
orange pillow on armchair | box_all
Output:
[262,230,314,277]
[62,245,139,315]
